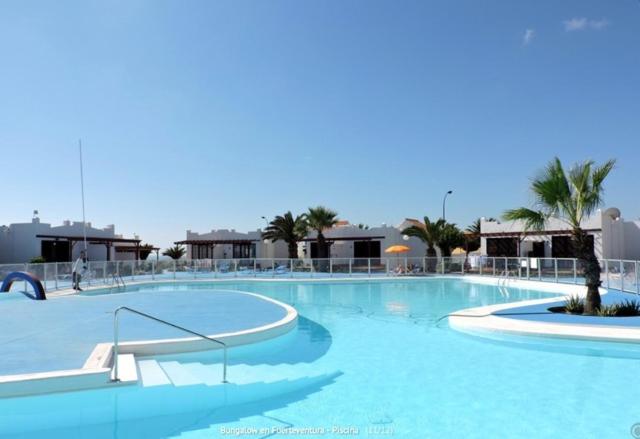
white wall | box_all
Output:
[0,218,140,264]
[479,207,640,260]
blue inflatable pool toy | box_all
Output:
[0,271,47,300]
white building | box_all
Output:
[0,216,152,264]
[178,229,289,260]
[181,219,431,260]
[479,207,640,260]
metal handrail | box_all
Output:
[112,273,125,288]
[112,306,228,383]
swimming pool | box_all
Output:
[2,278,640,438]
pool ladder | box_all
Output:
[109,274,126,292]
[498,269,511,297]
[111,306,228,383]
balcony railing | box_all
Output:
[1,256,638,295]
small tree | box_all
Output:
[306,206,339,259]
[504,157,615,314]
[163,244,186,260]
[437,223,465,257]
[262,212,308,259]
[402,216,445,258]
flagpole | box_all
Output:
[79,139,88,252]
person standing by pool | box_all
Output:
[72,251,87,291]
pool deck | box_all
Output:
[0,287,297,397]
[449,276,640,342]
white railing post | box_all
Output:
[213,259,217,279]
[349,258,352,277]
[254,259,257,277]
[290,259,294,278]
[329,259,333,277]
[368,258,371,276]
[554,259,558,283]
[573,259,577,284]
[620,260,625,292]
[479,258,483,276]
[492,258,496,276]
[173,260,176,280]
[54,263,59,290]
[152,260,155,280]
[526,258,530,280]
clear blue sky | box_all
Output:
[1,0,639,249]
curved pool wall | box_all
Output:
[3,278,640,438]
[0,287,297,398]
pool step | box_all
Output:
[137,359,171,387]
[136,358,332,390]
[111,354,138,383]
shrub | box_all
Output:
[596,304,619,317]
[615,299,640,317]
[563,295,584,314]
[29,256,46,264]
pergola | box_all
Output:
[300,236,386,243]
[36,234,146,261]
[479,228,601,238]
[174,239,260,259]
[479,228,601,257]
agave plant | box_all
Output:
[262,212,308,259]
[563,295,584,314]
[504,157,615,314]
[306,206,339,259]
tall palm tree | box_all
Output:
[162,244,186,260]
[306,206,339,259]
[504,157,615,314]
[261,212,308,259]
[402,216,445,258]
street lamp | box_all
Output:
[442,190,453,221]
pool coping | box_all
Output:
[0,290,298,398]
[447,276,640,343]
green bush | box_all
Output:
[563,295,584,314]
[615,299,640,317]
[29,256,46,264]
[596,304,619,317]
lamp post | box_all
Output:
[442,190,453,221]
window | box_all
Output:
[552,235,593,258]
[486,238,518,257]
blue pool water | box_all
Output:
[2,278,640,438]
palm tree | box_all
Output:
[437,223,465,257]
[162,244,186,260]
[402,216,445,258]
[262,212,308,259]
[465,217,496,253]
[504,157,615,314]
[306,206,339,259]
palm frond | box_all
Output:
[503,208,546,231]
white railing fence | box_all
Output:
[0,256,638,295]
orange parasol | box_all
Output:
[384,245,410,254]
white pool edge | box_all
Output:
[448,276,640,343]
[0,291,297,398]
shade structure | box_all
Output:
[384,245,410,254]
